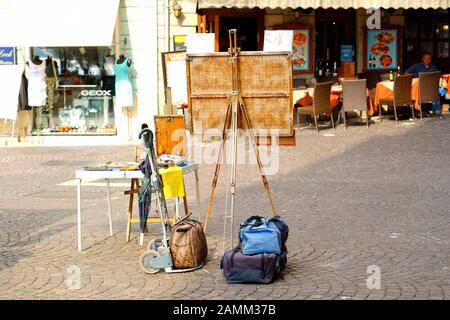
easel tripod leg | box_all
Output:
[106,179,113,236]
[204,100,232,232]
[194,169,201,221]
[126,178,135,242]
[77,178,82,252]
[228,95,239,249]
[238,97,277,216]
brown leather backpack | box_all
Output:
[169,215,208,269]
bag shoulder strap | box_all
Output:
[172,212,193,228]
[269,215,282,222]
[240,216,266,228]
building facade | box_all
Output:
[1,0,449,145]
[0,0,160,146]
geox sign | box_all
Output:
[79,90,112,98]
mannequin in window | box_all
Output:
[27,55,43,67]
[27,55,47,130]
[114,54,133,108]
[114,54,133,140]
[117,54,132,67]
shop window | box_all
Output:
[435,23,450,39]
[218,17,258,52]
[404,22,418,39]
[197,8,265,52]
[419,41,434,55]
[403,9,450,71]
[420,22,433,39]
[314,9,356,71]
[437,42,449,58]
[31,46,116,134]
[405,41,418,59]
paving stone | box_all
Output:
[0,118,450,299]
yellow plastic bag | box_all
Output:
[160,165,185,199]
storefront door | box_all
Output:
[197,8,265,52]
[315,9,357,66]
[218,16,258,51]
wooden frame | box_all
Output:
[272,23,314,74]
[363,27,402,72]
[186,51,294,137]
[154,115,186,156]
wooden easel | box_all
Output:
[203,30,276,250]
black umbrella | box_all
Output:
[138,128,171,246]
[138,156,152,236]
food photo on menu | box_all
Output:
[367,29,398,69]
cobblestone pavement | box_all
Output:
[0,117,449,300]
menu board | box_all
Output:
[366,29,398,70]
[162,51,188,107]
[292,29,310,72]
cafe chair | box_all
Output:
[418,71,441,120]
[379,74,413,124]
[341,79,369,129]
[297,81,333,133]
[338,76,357,85]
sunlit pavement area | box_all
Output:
[0,116,449,300]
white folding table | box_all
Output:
[75,163,201,252]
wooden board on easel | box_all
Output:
[154,115,186,156]
[186,51,294,138]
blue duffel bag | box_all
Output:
[239,215,289,255]
[268,216,289,245]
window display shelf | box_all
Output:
[31,46,117,136]
[32,130,117,136]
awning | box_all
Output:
[198,0,450,9]
[0,0,119,47]
[0,65,23,121]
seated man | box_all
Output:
[405,52,439,78]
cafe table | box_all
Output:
[294,85,374,116]
[441,74,450,91]
[374,78,428,114]
[375,74,450,114]
[293,85,342,109]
